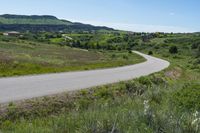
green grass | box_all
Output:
[0,33,200,133]
[0,40,145,77]
[56,32,127,47]
[50,38,65,43]
[0,72,199,133]
[0,49,199,132]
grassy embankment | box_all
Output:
[0,40,145,77]
[0,34,200,133]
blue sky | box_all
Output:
[0,0,199,32]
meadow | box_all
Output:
[0,37,145,77]
[0,32,199,133]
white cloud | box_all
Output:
[77,20,195,33]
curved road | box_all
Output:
[0,51,169,104]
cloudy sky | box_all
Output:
[0,0,199,32]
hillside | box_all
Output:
[0,32,199,132]
[0,36,145,77]
[0,14,72,25]
[0,14,73,25]
[0,14,113,32]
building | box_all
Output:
[3,31,21,36]
[62,34,73,40]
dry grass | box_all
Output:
[0,41,145,77]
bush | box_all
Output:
[172,84,200,111]
[169,46,178,54]
[150,76,166,85]
[117,47,122,51]
[138,77,152,87]
[123,55,129,60]
[191,43,200,49]
[124,81,145,95]
[197,45,200,57]
[154,46,160,49]
[94,87,113,100]
[111,54,116,58]
[148,51,153,55]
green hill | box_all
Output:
[0,14,72,25]
[0,14,113,32]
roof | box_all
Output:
[7,31,20,34]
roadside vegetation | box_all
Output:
[0,30,199,132]
[0,36,145,77]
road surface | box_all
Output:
[0,51,170,104]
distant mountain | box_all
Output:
[0,14,72,25]
[0,14,113,32]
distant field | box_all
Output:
[0,41,145,77]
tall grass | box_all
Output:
[0,41,145,77]
[0,75,199,133]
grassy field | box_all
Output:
[0,67,199,133]
[0,33,199,132]
[0,40,145,77]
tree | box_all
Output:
[76,40,81,47]
[96,42,101,49]
[197,45,200,57]
[169,46,178,54]
[73,40,81,47]
[191,42,200,49]
[117,47,122,51]
[126,46,132,51]
[84,42,89,49]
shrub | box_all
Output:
[169,46,178,54]
[117,47,122,51]
[148,51,153,55]
[172,84,200,111]
[154,46,160,49]
[122,55,128,60]
[197,45,200,57]
[138,77,152,87]
[94,87,113,100]
[191,43,200,49]
[111,54,116,58]
[150,76,166,85]
[124,81,145,95]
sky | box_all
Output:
[0,0,199,33]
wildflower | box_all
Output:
[192,118,199,125]
[193,111,199,118]
[143,100,149,115]
[191,111,200,131]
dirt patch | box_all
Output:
[165,67,182,80]
[0,52,13,63]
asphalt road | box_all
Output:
[0,51,170,104]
